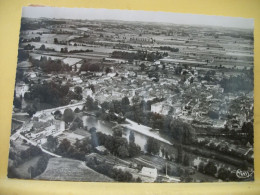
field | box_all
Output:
[37,157,113,182]
[29,53,64,61]
[23,33,81,44]
[23,42,115,53]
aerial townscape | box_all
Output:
[8,11,254,183]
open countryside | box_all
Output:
[8,8,254,183]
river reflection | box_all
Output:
[82,115,148,151]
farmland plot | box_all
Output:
[37,157,113,182]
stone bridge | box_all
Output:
[34,102,85,117]
[50,103,85,114]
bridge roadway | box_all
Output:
[34,101,85,116]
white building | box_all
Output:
[140,167,157,179]
[72,77,83,84]
[95,145,108,154]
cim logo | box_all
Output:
[234,169,254,179]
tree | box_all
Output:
[136,177,142,182]
[101,101,109,110]
[176,145,183,163]
[129,130,135,143]
[25,104,37,117]
[76,138,92,155]
[85,96,98,111]
[74,107,81,113]
[117,145,129,158]
[132,95,141,105]
[204,161,217,176]
[74,86,82,94]
[128,142,141,157]
[242,122,254,145]
[46,135,58,151]
[54,38,58,44]
[112,126,123,137]
[169,119,195,144]
[54,110,62,119]
[16,70,24,81]
[57,139,71,155]
[121,96,130,106]
[70,117,83,130]
[198,162,205,173]
[13,97,22,109]
[146,137,160,155]
[140,63,146,71]
[218,167,230,181]
[183,153,190,166]
[105,67,112,74]
[63,108,74,123]
[39,44,46,50]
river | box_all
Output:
[82,115,172,151]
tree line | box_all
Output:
[31,56,71,73]
[111,50,167,62]
[24,81,82,115]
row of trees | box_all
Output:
[31,56,71,73]
[86,157,140,182]
[111,50,167,62]
[79,61,101,72]
[20,36,41,44]
[39,44,55,52]
[60,47,93,53]
[196,159,249,181]
[159,46,179,52]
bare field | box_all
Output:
[37,157,113,182]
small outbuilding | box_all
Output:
[95,145,108,155]
[140,167,158,179]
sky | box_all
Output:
[22,6,254,29]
